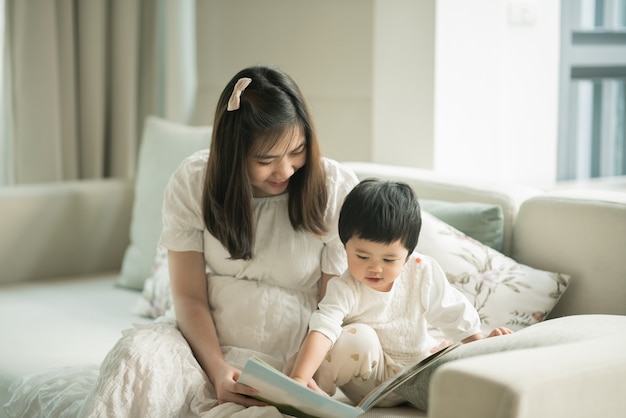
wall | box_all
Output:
[372,0,436,169]
[193,0,561,188]
[193,0,374,163]
[434,0,561,188]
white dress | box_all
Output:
[3,151,358,418]
[160,149,359,369]
[72,151,358,417]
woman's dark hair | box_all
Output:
[202,65,328,260]
[338,178,421,254]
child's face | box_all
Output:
[344,237,409,292]
[246,127,307,197]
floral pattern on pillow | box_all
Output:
[417,211,570,334]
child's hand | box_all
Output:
[487,327,513,337]
[292,377,329,397]
[463,327,514,343]
[429,339,452,353]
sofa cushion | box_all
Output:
[0,275,150,393]
[417,212,570,335]
[117,117,212,290]
[420,199,504,251]
[512,190,626,317]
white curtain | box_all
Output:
[0,0,12,185]
[1,0,196,185]
[156,0,196,124]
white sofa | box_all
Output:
[1,154,626,417]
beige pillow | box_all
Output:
[118,116,212,290]
[418,211,570,334]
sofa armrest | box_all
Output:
[428,335,626,418]
[511,189,626,316]
[0,179,133,285]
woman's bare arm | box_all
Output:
[168,250,264,406]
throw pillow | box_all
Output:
[417,211,570,334]
[420,199,504,251]
[117,116,212,290]
[131,246,172,317]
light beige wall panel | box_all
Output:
[307,98,371,162]
[192,0,373,162]
[372,0,435,169]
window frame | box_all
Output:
[558,0,626,181]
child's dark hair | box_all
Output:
[338,178,421,254]
[202,65,328,260]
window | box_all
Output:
[558,0,626,181]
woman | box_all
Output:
[81,65,358,417]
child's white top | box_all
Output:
[160,149,358,369]
[309,253,482,364]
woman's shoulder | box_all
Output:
[320,157,359,191]
[321,157,356,180]
[170,149,209,183]
[164,149,209,204]
[317,158,359,231]
[179,148,210,171]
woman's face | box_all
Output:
[246,126,307,197]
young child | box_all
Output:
[288,178,512,406]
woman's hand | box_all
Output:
[169,251,264,407]
[213,362,267,407]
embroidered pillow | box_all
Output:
[131,246,172,318]
[418,211,570,334]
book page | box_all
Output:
[357,343,460,410]
[238,356,362,418]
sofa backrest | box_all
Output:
[342,162,540,256]
[0,179,134,284]
[512,189,626,317]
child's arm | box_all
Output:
[289,330,333,393]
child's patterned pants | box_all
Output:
[314,323,405,407]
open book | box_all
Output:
[237,342,459,418]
